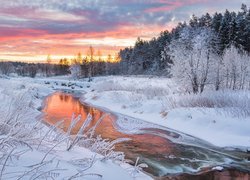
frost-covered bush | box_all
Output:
[94,77,175,101]
[134,86,170,100]
[127,157,148,178]
[69,64,81,79]
[59,113,129,162]
[94,79,124,91]
[221,46,250,90]
[178,90,250,117]
[0,91,45,179]
[0,87,136,179]
[163,25,250,93]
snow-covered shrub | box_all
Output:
[221,46,250,90]
[0,91,47,179]
[69,64,81,79]
[1,93,35,125]
[61,113,129,162]
[160,96,178,111]
[0,86,136,179]
[164,27,219,93]
[128,157,148,178]
[94,77,174,101]
[94,79,124,91]
[163,25,250,93]
[134,86,170,100]
[178,90,250,117]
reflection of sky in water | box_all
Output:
[42,92,250,177]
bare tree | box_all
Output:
[87,46,95,79]
[45,55,52,77]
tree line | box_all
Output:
[0,4,249,92]
[0,47,120,78]
[118,4,250,77]
[0,61,69,78]
[67,46,120,79]
[163,27,249,93]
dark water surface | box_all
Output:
[42,91,250,178]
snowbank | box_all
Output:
[0,76,151,180]
[2,74,249,179]
[82,76,250,148]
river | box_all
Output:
[42,91,250,179]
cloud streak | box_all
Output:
[0,0,248,61]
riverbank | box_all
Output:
[81,76,250,149]
[10,75,250,149]
[0,76,151,180]
[1,75,249,178]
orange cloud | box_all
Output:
[0,23,172,62]
[0,0,243,62]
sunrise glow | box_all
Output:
[0,0,247,63]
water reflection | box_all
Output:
[43,92,100,133]
[42,92,250,177]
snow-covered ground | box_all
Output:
[0,76,151,180]
[1,74,250,179]
[9,75,249,148]
[81,76,250,148]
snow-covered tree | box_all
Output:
[0,62,14,75]
[119,4,249,76]
[165,27,219,93]
[69,64,81,79]
[222,46,250,90]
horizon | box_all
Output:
[0,0,248,63]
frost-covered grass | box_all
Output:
[27,75,248,147]
[0,76,151,180]
[94,76,180,95]
[177,90,250,117]
[1,74,249,179]
[82,76,250,148]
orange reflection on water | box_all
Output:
[43,92,126,138]
[42,92,176,176]
[42,92,175,153]
[43,92,102,134]
[42,92,250,178]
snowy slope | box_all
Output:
[2,74,249,180]
[82,76,250,148]
[0,76,152,180]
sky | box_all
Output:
[0,0,248,62]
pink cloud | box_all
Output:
[145,0,209,13]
